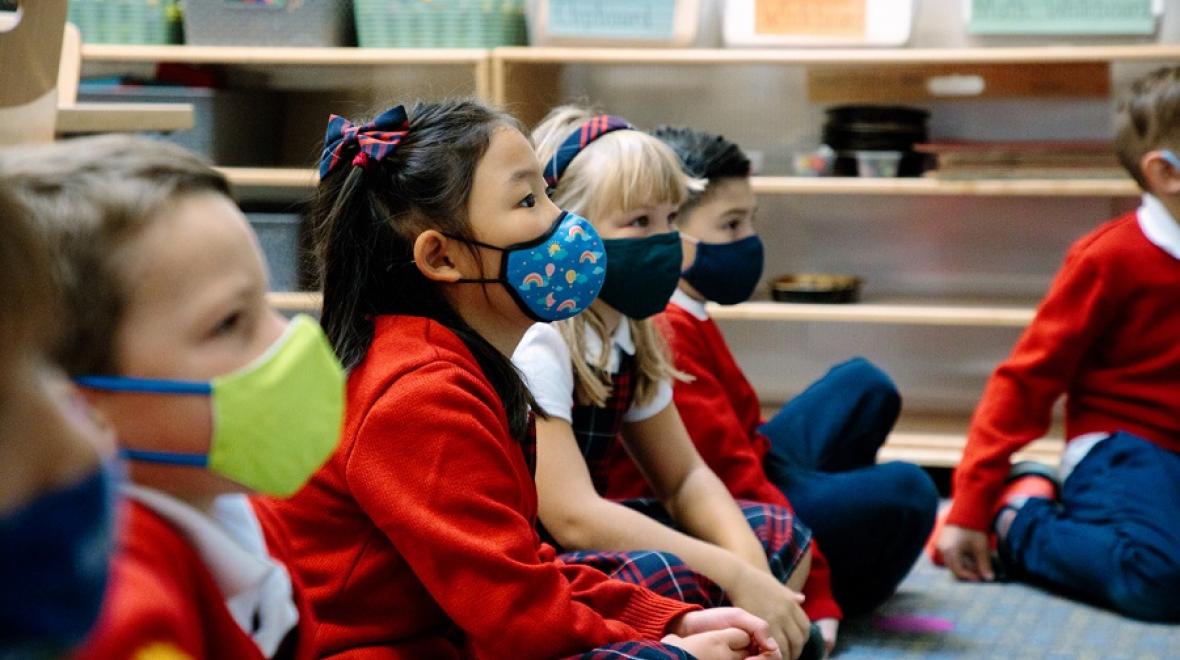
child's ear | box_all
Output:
[412,230,464,283]
[1139,150,1180,197]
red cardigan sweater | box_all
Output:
[254,316,696,660]
[949,212,1180,530]
[74,500,317,660]
[604,302,842,622]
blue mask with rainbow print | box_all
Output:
[455,210,607,322]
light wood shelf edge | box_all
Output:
[220,168,1138,200]
[81,44,490,65]
[492,44,1180,65]
[708,301,1034,327]
[268,292,1033,328]
[219,167,317,190]
[56,102,194,133]
[751,176,1139,197]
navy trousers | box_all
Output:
[760,357,939,616]
[1003,431,1180,622]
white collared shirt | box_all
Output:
[670,287,710,321]
[1138,194,1180,261]
[513,321,673,424]
[124,486,300,658]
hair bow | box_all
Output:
[319,105,410,178]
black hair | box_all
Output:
[650,125,751,184]
[312,99,539,441]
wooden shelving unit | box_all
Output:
[80,43,1152,470]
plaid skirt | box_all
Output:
[566,640,693,659]
[560,497,813,608]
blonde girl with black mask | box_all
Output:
[514,107,828,660]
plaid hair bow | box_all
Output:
[543,114,634,188]
[319,105,410,178]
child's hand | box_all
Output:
[936,524,995,582]
[722,566,810,659]
[662,627,781,660]
[672,607,779,656]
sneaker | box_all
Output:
[926,461,1060,567]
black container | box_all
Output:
[822,105,930,177]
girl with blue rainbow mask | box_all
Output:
[255,99,782,660]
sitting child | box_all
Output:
[934,66,1180,622]
[0,184,116,657]
[637,126,938,629]
[1,135,343,658]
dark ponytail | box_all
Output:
[311,99,539,441]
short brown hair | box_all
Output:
[0,135,230,376]
[0,183,57,367]
[1115,66,1180,191]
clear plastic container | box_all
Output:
[854,150,903,178]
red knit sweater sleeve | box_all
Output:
[949,235,1116,531]
[671,334,792,508]
[346,359,694,659]
[665,310,843,621]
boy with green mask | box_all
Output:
[0,135,344,659]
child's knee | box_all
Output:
[834,357,900,416]
[876,462,940,529]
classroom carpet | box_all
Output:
[834,556,1180,659]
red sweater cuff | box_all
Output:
[947,470,1006,532]
[617,588,702,640]
[801,543,843,621]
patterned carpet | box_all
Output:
[835,557,1180,659]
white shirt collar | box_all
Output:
[670,287,710,321]
[583,317,636,373]
[1138,194,1180,261]
[123,486,299,657]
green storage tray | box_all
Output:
[354,0,526,48]
[68,0,182,44]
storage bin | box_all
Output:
[722,0,915,47]
[68,0,183,45]
[355,0,526,48]
[184,0,354,47]
[526,0,699,47]
[247,212,304,292]
[76,82,282,166]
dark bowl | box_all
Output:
[771,273,863,304]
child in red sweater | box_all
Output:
[1,135,342,659]
[255,100,781,660]
[934,67,1180,622]
[514,106,829,660]
[644,127,938,644]
[0,185,117,656]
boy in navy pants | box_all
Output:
[935,66,1180,622]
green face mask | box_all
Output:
[75,315,345,497]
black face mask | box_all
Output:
[598,231,684,319]
[681,234,765,305]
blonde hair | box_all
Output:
[534,105,692,408]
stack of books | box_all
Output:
[915,141,1125,179]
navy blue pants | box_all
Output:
[760,357,939,617]
[1003,431,1180,622]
